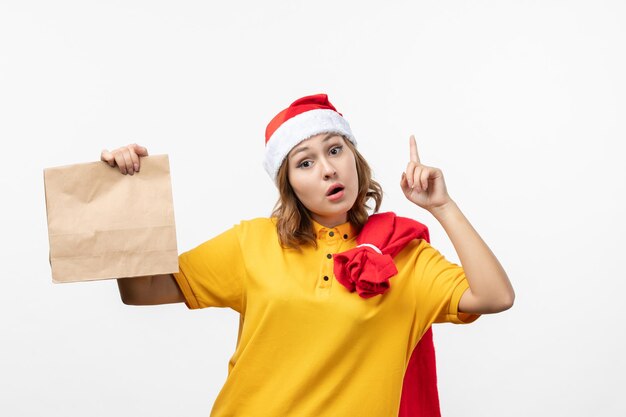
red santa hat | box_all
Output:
[264,94,357,181]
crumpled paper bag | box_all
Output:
[44,154,178,283]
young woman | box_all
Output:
[103,94,514,416]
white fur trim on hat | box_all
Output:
[263,108,356,181]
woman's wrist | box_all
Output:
[427,198,458,221]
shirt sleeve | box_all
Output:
[410,240,480,326]
[173,225,246,313]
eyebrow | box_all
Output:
[289,133,341,157]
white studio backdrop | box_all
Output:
[1,0,625,416]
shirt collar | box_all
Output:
[312,220,359,241]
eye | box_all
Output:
[329,145,343,155]
[297,160,312,169]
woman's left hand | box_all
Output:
[400,135,453,212]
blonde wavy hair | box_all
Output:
[271,137,383,249]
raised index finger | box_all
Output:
[409,135,421,164]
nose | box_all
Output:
[320,157,337,180]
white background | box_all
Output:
[1,0,625,416]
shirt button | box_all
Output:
[329,231,334,237]
[323,276,329,281]
[326,254,332,259]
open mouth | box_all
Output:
[326,184,345,196]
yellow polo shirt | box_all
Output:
[174,217,478,417]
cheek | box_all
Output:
[288,172,314,201]
[345,157,359,185]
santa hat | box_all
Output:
[264,94,357,181]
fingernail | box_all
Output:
[134,164,139,172]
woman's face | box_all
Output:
[287,133,359,227]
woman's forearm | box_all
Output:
[429,200,515,313]
[117,274,183,305]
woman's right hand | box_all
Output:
[100,144,149,175]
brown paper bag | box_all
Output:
[44,154,178,283]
